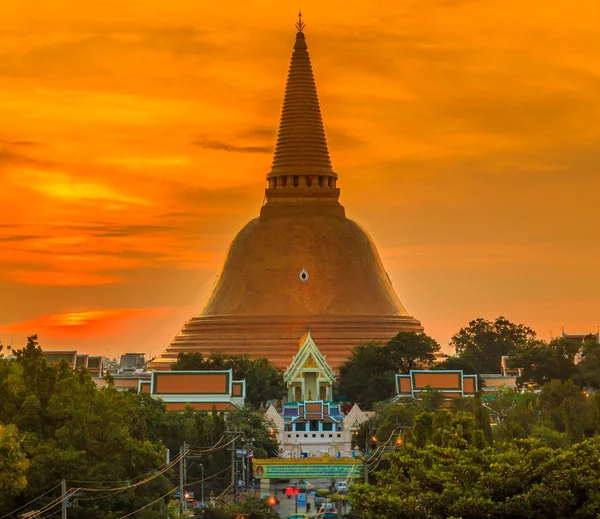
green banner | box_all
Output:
[252,458,361,479]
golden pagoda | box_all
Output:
[149,16,423,370]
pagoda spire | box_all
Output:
[266,14,338,195]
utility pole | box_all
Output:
[180,441,187,515]
[363,458,369,484]
[230,439,235,503]
[61,479,67,519]
[200,463,205,506]
[226,429,241,504]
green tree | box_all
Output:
[383,332,440,373]
[512,337,580,387]
[337,343,394,408]
[572,336,600,389]
[350,437,600,519]
[451,316,537,374]
[0,424,29,500]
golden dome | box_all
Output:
[149,17,422,371]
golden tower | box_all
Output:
[149,17,423,370]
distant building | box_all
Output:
[562,327,600,342]
[141,369,246,411]
[120,352,146,370]
[42,350,104,377]
[395,370,478,399]
[94,373,149,391]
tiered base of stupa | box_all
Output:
[147,314,423,370]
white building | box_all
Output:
[266,332,368,457]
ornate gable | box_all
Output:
[284,331,336,384]
[265,405,284,429]
[343,403,368,429]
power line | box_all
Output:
[79,450,186,493]
[116,488,177,519]
[184,463,232,487]
[31,488,80,519]
[0,482,62,519]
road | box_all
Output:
[258,478,351,518]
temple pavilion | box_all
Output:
[266,333,368,458]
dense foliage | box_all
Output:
[511,335,600,389]
[0,336,278,519]
[337,333,440,408]
[451,316,538,374]
[350,382,600,518]
[171,352,285,408]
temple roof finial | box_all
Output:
[296,9,305,33]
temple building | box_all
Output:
[42,350,104,377]
[265,333,368,457]
[140,370,246,411]
[149,17,422,371]
[395,370,479,399]
[283,332,336,402]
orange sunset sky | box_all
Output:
[1,0,599,359]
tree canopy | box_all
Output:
[383,332,440,373]
[451,316,538,373]
[0,336,279,519]
[350,383,600,519]
[511,335,600,390]
[337,332,440,408]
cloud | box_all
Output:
[0,235,42,243]
[0,307,171,337]
[0,149,53,167]
[191,139,273,154]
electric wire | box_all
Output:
[3,437,236,517]
[79,450,186,492]
[188,434,238,453]
[116,487,178,519]
[74,452,184,501]
[0,482,62,519]
[184,463,232,488]
[368,428,402,467]
[32,487,81,519]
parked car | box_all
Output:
[285,515,310,519]
[311,513,337,519]
[335,482,348,493]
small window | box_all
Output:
[287,434,291,438]
[320,434,324,438]
[282,176,287,187]
[306,175,312,187]
[304,434,307,438]
[329,434,333,438]
[274,177,278,188]
[319,176,324,187]
[337,434,341,438]
[312,434,316,438]
[293,175,299,187]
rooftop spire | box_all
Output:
[296,9,305,33]
[267,14,337,190]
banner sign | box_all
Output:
[252,456,361,480]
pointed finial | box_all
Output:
[296,9,306,33]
